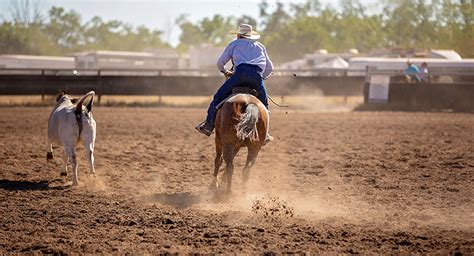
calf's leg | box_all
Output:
[84,140,95,175]
[60,153,69,176]
[46,139,54,160]
[64,144,78,186]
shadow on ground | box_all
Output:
[138,190,231,208]
[0,179,69,191]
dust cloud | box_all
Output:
[270,87,363,113]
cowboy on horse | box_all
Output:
[195,24,274,144]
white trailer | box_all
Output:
[73,50,180,70]
[0,54,75,69]
[348,57,474,77]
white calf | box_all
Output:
[47,91,96,186]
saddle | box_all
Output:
[216,87,259,110]
[232,87,258,97]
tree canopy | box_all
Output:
[0,0,472,62]
[0,4,169,56]
[255,0,473,62]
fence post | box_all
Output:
[97,70,102,104]
[157,69,162,104]
[41,69,45,102]
[363,66,370,104]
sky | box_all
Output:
[0,0,378,47]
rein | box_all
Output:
[268,95,290,108]
[224,66,290,108]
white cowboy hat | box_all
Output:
[230,24,260,40]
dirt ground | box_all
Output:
[0,107,473,254]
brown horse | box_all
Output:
[211,91,269,193]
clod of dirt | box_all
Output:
[251,195,295,219]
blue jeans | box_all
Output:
[206,64,269,130]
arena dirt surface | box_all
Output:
[0,107,473,254]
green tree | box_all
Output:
[0,2,170,55]
[176,14,234,51]
[436,0,473,57]
[175,14,207,51]
[332,0,385,52]
[263,15,332,63]
[0,22,34,54]
[259,1,290,35]
[200,15,235,46]
[45,7,83,52]
[1,0,473,58]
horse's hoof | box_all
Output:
[46,152,53,160]
[209,181,219,192]
[60,171,67,176]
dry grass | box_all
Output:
[0,95,51,105]
[0,95,211,107]
[0,95,363,111]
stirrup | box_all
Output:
[195,121,213,137]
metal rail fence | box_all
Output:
[0,68,365,100]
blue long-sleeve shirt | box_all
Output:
[216,38,273,79]
[404,65,420,75]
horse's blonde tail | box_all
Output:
[235,103,260,141]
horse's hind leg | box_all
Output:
[210,140,223,190]
[223,144,238,193]
[243,146,260,188]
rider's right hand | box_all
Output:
[224,71,234,79]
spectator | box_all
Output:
[419,62,430,83]
[404,60,421,83]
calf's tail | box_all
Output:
[75,91,95,114]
